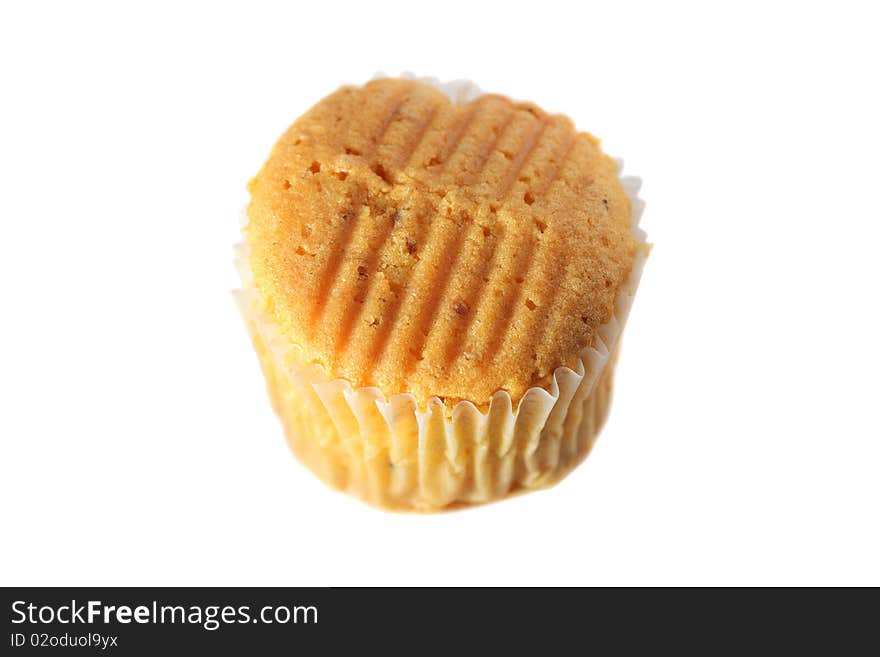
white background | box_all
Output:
[2,1,878,586]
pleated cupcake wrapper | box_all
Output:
[234,77,648,509]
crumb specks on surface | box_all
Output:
[245,78,639,407]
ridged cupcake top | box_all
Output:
[246,78,638,407]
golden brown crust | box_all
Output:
[246,78,637,407]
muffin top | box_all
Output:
[246,78,638,407]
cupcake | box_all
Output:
[236,76,648,510]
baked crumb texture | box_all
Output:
[247,78,638,408]
[240,78,647,509]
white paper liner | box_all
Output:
[235,77,648,509]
